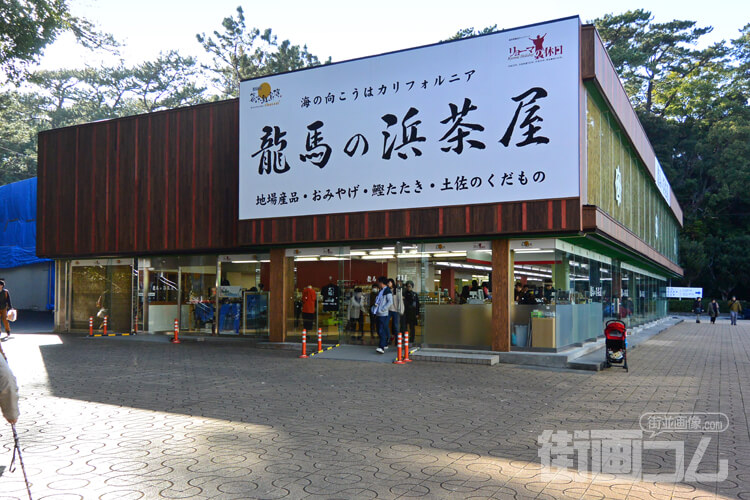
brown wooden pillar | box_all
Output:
[269,248,293,342]
[440,268,456,300]
[491,239,511,352]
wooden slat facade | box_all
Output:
[38,100,240,258]
[38,99,582,258]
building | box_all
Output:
[37,17,682,354]
[0,178,54,311]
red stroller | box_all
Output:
[604,319,628,372]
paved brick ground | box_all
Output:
[0,319,747,499]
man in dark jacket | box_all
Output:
[401,281,420,343]
[728,296,743,325]
[693,297,702,324]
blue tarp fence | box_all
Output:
[0,177,50,268]
[0,177,54,309]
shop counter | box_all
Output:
[531,317,556,348]
[423,303,492,348]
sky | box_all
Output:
[37,0,749,72]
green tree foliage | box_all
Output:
[0,0,116,83]
[592,11,750,298]
[444,25,498,41]
[0,54,209,183]
[593,9,722,115]
[0,92,40,184]
[197,6,329,97]
[130,51,207,112]
[1,5,331,184]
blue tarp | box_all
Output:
[0,177,50,269]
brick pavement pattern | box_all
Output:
[0,319,748,499]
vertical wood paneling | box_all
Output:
[174,109,195,248]
[105,123,115,254]
[212,100,238,248]
[76,126,94,254]
[443,206,464,235]
[349,213,365,240]
[164,113,178,248]
[566,199,579,229]
[118,120,136,252]
[491,239,510,352]
[411,208,438,236]
[329,214,346,241]
[194,106,213,249]
[471,205,494,234]
[502,203,522,233]
[388,212,405,238]
[368,213,385,239]
[526,201,548,231]
[37,98,587,258]
[147,113,167,252]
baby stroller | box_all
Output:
[604,319,628,372]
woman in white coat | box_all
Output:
[0,351,19,425]
[387,279,405,344]
[347,287,366,339]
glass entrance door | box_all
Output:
[287,247,350,344]
[139,256,179,333]
[395,244,426,345]
[70,258,134,333]
[179,255,217,335]
[217,254,269,338]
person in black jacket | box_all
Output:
[0,280,12,337]
[693,297,702,324]
[401,281,420,342]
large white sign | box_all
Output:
[666,287,703,299]
[239,17,581,220]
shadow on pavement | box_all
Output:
[4,309,54,334]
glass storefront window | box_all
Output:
[511,243,616,350]
[420,242,492,349]
[180,255,217,335]
[218,255,269,338]
[57,241,670,346]
[138,256,179,333]
[284,242,492,348]
[70,258,134,332]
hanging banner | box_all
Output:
[239,16,581,220]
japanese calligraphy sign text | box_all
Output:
[239,17,581,220]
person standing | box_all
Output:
[0,280,12,337]
[402,281,420,342]
[368,284,379,340]
[709,299,720,324]
[347,288,366,340]
[728,296,743,326]
[301,285,316,331]
[372,277,393,354]
[693,297,703,323]
[387,279,404,344]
